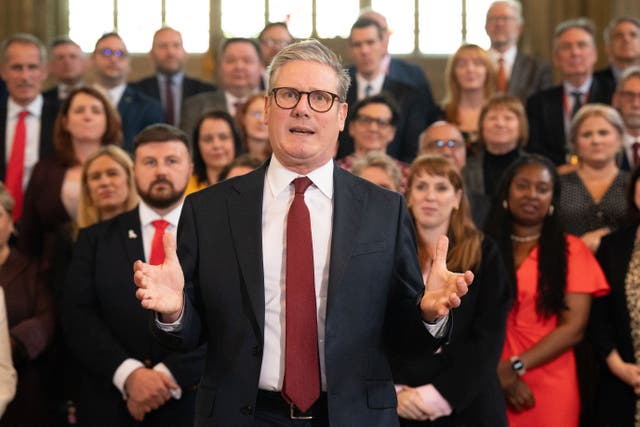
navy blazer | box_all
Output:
[525,77,614,165]
[118,85,164,152]
[154,163,440,426]
[338,67,430,163]
[0,96,59,181]
[63,207,206,427]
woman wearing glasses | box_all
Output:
[465,94,528,197]
[335,94,410,192]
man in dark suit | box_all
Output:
[613,66,640,171]
[595,17,640,91]
[180,38,263,140]
[526,18,614,166]
[63,124,205,426]
[0,33,58,219]
[92,32,164,152]
[484,0,553,103]
[134,39,472,426]
[133,27,216,127]
[43,37,87,103]
[338,17,432,163]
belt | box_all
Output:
[256,390,328,420]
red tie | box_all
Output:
[496,57,508,92]
[165,77,175,126]
[5,110,29,221]
[149,219,170,265]
[282,177,320,413]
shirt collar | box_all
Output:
[157,72,184,85]
[138,199,184,228]
[489,45,517,65]
[266,154,334,200]
[563,76,593,95]
[7,94,43,118]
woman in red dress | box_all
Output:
[486,155,609,426]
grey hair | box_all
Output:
[617,65,640,92]
[351,151,403,192]
[1,33,47,64]
[569,103,625,149]
[267,39,351,102]
[487,0,523,24]
[0,181,15,215]
[604,16,640,44]
[553,18,596,51]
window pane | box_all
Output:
[316,0,359,38]
[69,0,114,52]
[419,1,463,54]
[118,0,162,52]
[370,0,415,54]
[221,0,265,37]
[465,0,493,48]
[268,0,312,39]
[165,0,210,53]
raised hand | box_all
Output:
[134,232,184,322]
[419,235,473,322]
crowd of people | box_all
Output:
[1,0,640,425]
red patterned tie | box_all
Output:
[5,110,29,221]
[282,177,320,413]
[149,219,169,265]
[165,77,175,126]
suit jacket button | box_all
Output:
[240,405,253,415]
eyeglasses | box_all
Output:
[486,15,517,24]
[353,114,393,128]
[260,38,291,49]
[618,90,640,103]
[248,111,264,119]
[426,139,465,150]
[97,48,127,58]
[270,87,340,113]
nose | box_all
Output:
[291,93,311,116]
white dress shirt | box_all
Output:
[112,200,184,400]
[95,82,126,107]
[562,77,593,147]
[5,95,43,191]
[489,46,517,80]
[259,155,334,391]
[356,72,385,100]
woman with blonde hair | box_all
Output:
[77,144,138,230]
[442,44,496,156]
[238,92,271,162]
[391,155,510,425]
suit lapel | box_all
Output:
[327,168,365,307]
[118,207,145,265]
[0,103,6,179]
[228,166,267,335]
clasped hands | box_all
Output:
[124,367,178,421]
[133,234,473,323]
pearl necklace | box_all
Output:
[510,233,541,243]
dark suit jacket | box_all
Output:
[118,85,164,152]
[338,68,429,163]
[154,164,441,426]
[390,238,510,427]
[590,224,637,426]
[594,66,617,94]
[507,51,553,103]
[180,89,228,142]
[62,207,206,427]
[132,75,216,107]
[525,78,614,165]
[387,58,439,122]
[0,96,58,181]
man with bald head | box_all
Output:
[134,27,215,127]
[419,121,490,227]
[484,0,552,102]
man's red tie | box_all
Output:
[282,177,320,413]
[165,77,175,126]
[5,110,29,221]
[149,219,170,265]
[496,56,508,92]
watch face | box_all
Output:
[512,360,524,371]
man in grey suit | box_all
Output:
[134,39,472,425]
[485,0,553,103]
[180,38,263,140]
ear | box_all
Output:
[454,189,462,210]
[264,95,271,126]
[337,102,348,132]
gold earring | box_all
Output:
[502,200,508,210]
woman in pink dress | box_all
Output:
[486,154,609,426]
